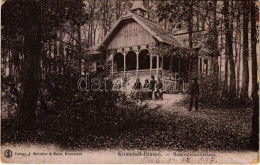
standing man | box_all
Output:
[122,77,129,92]
[189,77,200,111]
[143,79,150,100]
[154,78,163,100]
[133,78,142,99]
[148,76,156,99]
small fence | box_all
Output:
[112,75,188,94]
[163,79,188,94]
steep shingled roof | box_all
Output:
[133,14,181,47]
[95,12,181,50]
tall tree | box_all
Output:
[188,1,194,83]
[115,0,122,20]
[251,2,258,98]
[234,2,242,96]
[250,1,259,150]
[241,3,249,98]
[15,0,41,131]
[77,0,83,74]
[223,0,236,96]
[212,1,219,75]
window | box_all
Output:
[203,59,208,74]
[96,61,104,67]
[208,1,213,8]
[97,67,103,73]
[96,61,104,73]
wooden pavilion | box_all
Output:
[87,0,213,91]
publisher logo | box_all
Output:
[4,150,12,158]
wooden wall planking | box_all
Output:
[107,20,156,49]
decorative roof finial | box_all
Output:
[130,0,147,17]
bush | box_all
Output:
[1,67,252,150]
[1,76,20,119]
[1,65,149,148]
[183,74,252,108]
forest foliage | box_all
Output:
[1,0,259,150]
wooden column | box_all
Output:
[150,54,152,77]
[156,55,159,77]
[178,59,181,76]
[161,56,164,78]
[170,55,173,79]
[198,56,201,72]
[111,54,114,77]
[201,56,204,74]
[123,52,126,78]
[136,51,139,77]
[209,57,212,74]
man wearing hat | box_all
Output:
[143,79,150,100]
[154,77,163,100]
[189,77,200,111]
[133,78,142,99]
[148,76,156,99]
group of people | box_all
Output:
[133,76,200,111]
[115,75,200,111]
[132,76,163,100]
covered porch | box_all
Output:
[110,47,164,80]
[107,45,194,93]
[109,45,194,80]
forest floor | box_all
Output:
[127,94,253,150]
[1,93,256,164]
[1,94,253,151]
[146,94,252,130]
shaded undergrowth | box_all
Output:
[2,102,252,151]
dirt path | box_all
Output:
[144,94,252,131]
[145,94,186,111]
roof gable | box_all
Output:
[106,19,156,49]
[96,12,181,50]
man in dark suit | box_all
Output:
[154,78,163,100]
[189,77,200,111]
[148,76,156,99]
[134,78,142,99]
[142,79,150,100]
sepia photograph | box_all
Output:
[1,0,259,164]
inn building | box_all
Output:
[87,0,213,91]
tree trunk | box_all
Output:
[224,0,236,97]
[15,0,41,131]
[250,1,259,150]
[224,47,229,95]
[60,33,65,73]
[8,40,11,77]
[116,0,121,20]
[235,9,242,96]
[251,2,258,98]
[188,1,193,84]
[2,55,6,78]
[77,25,82,74]
[223,1,229,95]
[48,40,52,73]
[241,4,249,98]
[212,1,219,75]
[53,37,57,72]
[251,81,259,150]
